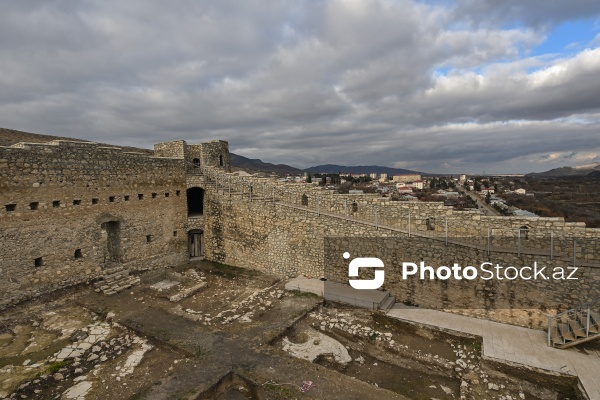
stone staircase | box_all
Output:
[379,293,396,312]
[548,298,600,348]
[93,266,141,295]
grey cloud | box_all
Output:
[0,0,599,174]
[450,0,600,28]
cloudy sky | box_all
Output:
[1,1,600,173]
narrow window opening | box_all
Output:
[193,158,200,169]
[151,193,157,199]
[34,257,43,267]
[301,194,308,206]
[109,196,115,202]
[165,192,170,198]
[74,249,83,259]
[5,204,16,212]
[426,217,436,231]
[124,195,130,201]
[138,194,144,200]
[73,199,81,206]
[146,235,153,243]
[30,202,39,210]
[92,198,99,205]
[173,231,178,237]
[176,190,181,196]
[352,202,358,212]
[52,200,60,208]
[219,154,224,167]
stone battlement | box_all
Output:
[1,133,598,331]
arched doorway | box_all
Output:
[188,230,204,258]
[187,187,204,217]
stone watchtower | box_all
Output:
[153,139,230,173]
[154,139,230,259]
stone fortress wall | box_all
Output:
[207,175,599,261]
[1,136,598,329]
[201,167,600,328]
[0,139,217,308]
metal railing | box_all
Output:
[547,298,600,348]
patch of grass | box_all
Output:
[289,290,320,299]
[128,387,153,400]
[368,332,380,341]
[265,382,296,397]
[193,343,207,357]
[210,262,253,279]
[402,299,418,307]
[471,341,482,354]
[46,360,71,374]
[292,331,309,344]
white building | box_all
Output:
[392,174,421,183]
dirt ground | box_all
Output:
[0,260,585,400]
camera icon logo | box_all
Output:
[345,252,385,290]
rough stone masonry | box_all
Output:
[1,134,599,329]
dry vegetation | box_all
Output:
[501,176,600,227]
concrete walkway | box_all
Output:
[284,276,600,398]
[387,305,600,399]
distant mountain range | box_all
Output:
[231,158,427,176]
[229,153,303,175]
[527,162,600,177]
[304,164,424,176]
